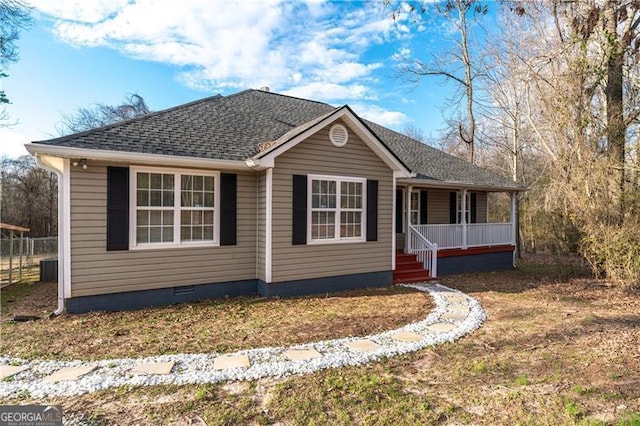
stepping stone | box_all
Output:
[448,303,470,313]
[391,331,423,342]
[213,355,250,370]
[0,365,29,380]
[131,361,175,375]
[42,365,97,383]
[427,322,457,333]
[443,293,467,303]
[284,349,322,361]
[441,311,468,321]
[345,339,381,353]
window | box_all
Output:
[309,175,365,243]
[410,191,420,225]
[131,168,219,248]
[457,191,471,224]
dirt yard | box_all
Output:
[3,254,639,425]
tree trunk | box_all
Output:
[605,1,626,224]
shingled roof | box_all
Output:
[34,89,521,190]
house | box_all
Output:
[26,89,523,314]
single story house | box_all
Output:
[26,89,523,314]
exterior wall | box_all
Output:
[426,189,450,224]
[256,171,266,281]
[69,162,257,297]
[271,120,394,283]
[476,192,487,223]
[438,248,514,275]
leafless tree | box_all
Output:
[394,0,489,164]
[57,93,151,135]
[0,0,32,125]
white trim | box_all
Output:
[405,185,412,252]
[62,159,71,299]
[397,177,523,192]
[392,174,397,270]
[265,168,273,283]
[26,144,247,171]
[129,166,221,250]
[254,108,411,176]
[306,174,367,244]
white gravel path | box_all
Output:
[0,282,486,399]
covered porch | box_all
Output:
[393,183,518,282]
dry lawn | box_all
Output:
[1,283,432,360]
[5,254,640,425]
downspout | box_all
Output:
[34,155,66,316]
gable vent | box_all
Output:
[329,124,349,147]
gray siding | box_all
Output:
[476,191,487,223]
[256,171,266,281]
[70,163,257,297]
[427,189,450,224]
[271,121,394,283]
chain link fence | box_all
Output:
[1,237,58,284]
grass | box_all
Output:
[5,254,640,424]
[0,283,432,360]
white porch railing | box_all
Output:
[411,223,513,250]
[408,225,438,278]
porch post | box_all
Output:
[461,189,467,249]
[510,191,517,246]
[405,185,412,253]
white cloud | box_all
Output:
[350,103,409,128]
[0,129,29,158]
[30,0,129,24]
[283,82,371,103]
[32,0,413,106]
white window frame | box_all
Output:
[129,166,220,250]
[410,190,421,226]
[307,174,367,244]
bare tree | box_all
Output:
[57,93,151,135]
[0,0,32,125]
[1,155,57,237]
[395,0,489,164]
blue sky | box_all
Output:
[1,0,466,158]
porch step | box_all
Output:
[393,252,433,284]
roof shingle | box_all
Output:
[35,89,521,189]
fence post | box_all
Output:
[8,230,14,284]
[18,231,24,281]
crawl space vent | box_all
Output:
[329,124,349,147]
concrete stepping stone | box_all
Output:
[213,355,250,370]
[131,361,175,375]
[448,303,470,313]
[345,339,381,353]
[442,293,467,303]
[0,365,29,380]
[441,311,468,321]
[284,349,322,361]
[427,322,457,333]
[42,365,97,383]
[391,331,423,342]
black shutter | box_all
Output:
[470,192,477,224]
[366,180,378,241]
[395,189,403,233]
[292,175,307,245]
[220,173,237,246]
[449,191,457,224]
[107,167,129,251]
[419,190,428,224]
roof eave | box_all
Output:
[397,177,527,192]
[25,143,249,171]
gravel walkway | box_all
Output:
[0,282,486,399]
